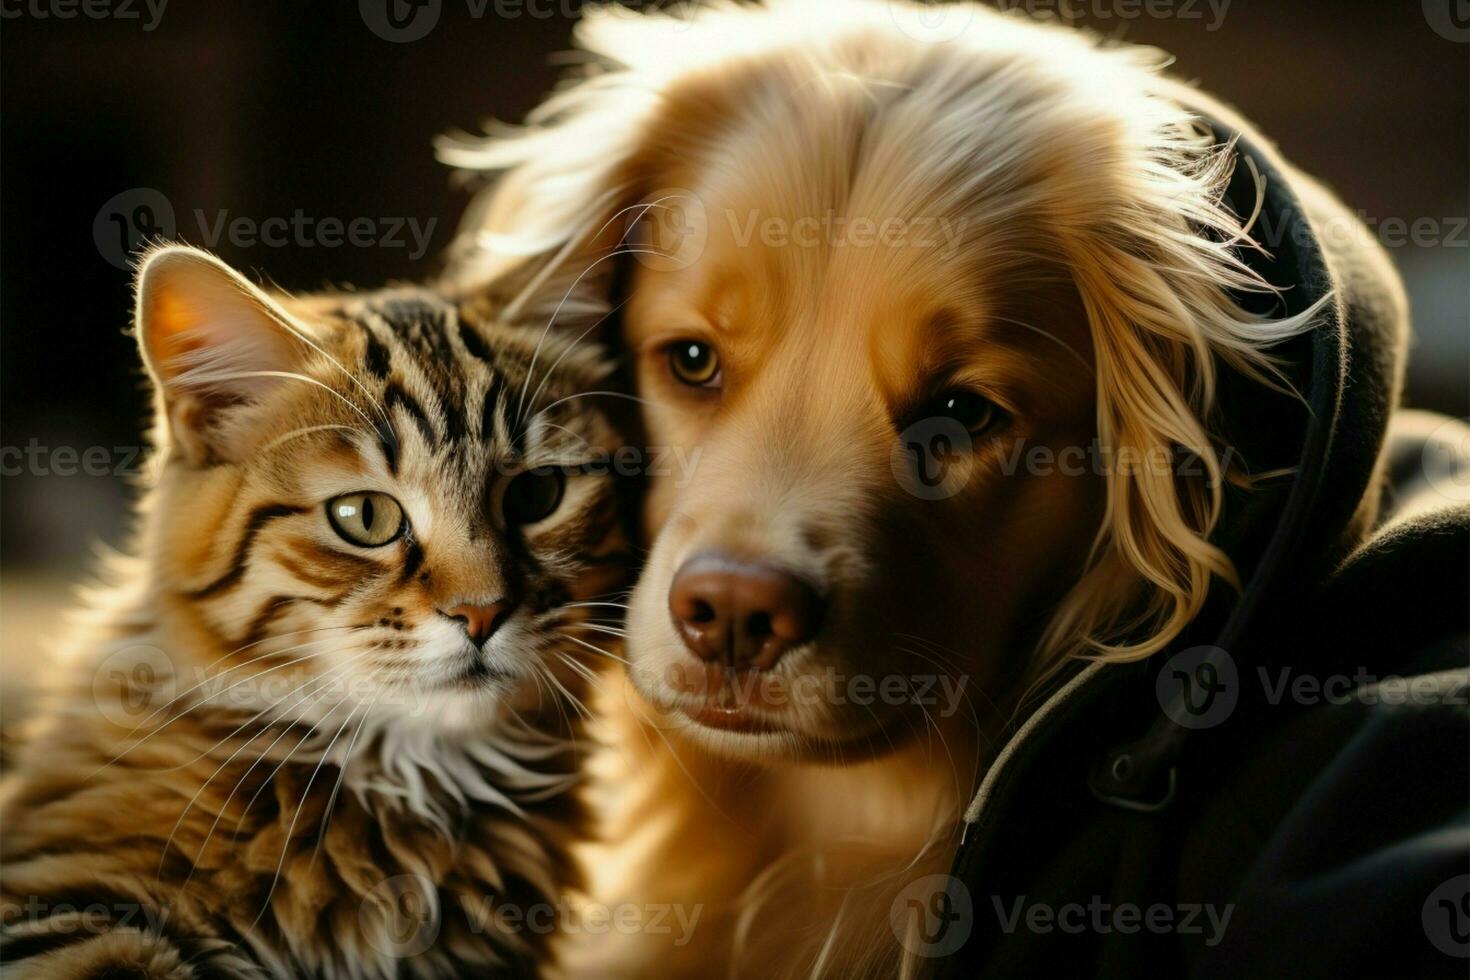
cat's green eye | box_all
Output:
[327,492,405,547]
[501,469,565,526]
[668,340,721,387]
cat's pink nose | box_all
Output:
[443,601,513,646]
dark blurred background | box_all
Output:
[2,1,1466,687]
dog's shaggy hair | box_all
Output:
[440,1,1325,974]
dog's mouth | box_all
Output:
[680,702,787,735]
[625,565,914,752]
[652,662,802,736]
[631,660,902,751]
[668,693,908,761]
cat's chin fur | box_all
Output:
[0,573,586,979]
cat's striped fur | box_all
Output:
[0,247,634,978]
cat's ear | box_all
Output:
[134,245,304,464]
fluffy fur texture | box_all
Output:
[0,247,633,978]
[438,1,1328,975]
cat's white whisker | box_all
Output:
[10,246,631,976]
[247,698,368,935]
[524,389,648,429]
[559,632,630,666]
[261,423,371,453]
[511,241,669,433]
[177,368,381,433]
[111,624,361,747]
[154,643,371,774]
[541,657,594,723]
[521,296,627,424]
[159,647,376,887]
[268,313,395,431]
[93,629,364,779]
[551,650,601,687]
[565,621,626,636]
[508,196,684,429]
[223,650,386,845]
[306,688,383,871]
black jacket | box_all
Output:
[935,111,1470,978]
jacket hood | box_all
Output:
[936,95,1470,980]
[962,102,1410,823]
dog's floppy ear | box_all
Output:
[1033,126,1327,673]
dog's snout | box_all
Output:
[668,553,821,670]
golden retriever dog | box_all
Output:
[438,1,1324,974]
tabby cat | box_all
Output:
[0,245,632,978]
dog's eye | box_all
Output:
[327,492,406,547]
[931,390,1004,435]
[668,340,721,387]
[501,468,566,526]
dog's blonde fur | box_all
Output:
[441,1,1320,974]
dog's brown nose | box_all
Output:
[668,553,821,670]
[443,601,513,646]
